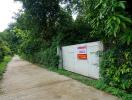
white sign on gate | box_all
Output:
[77,46,87,60]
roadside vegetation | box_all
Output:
[0,56,11,79]
[0,35,12,79]
[0,0,132,99]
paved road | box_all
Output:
[0,56,118,100]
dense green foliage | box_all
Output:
[0,41,4,62]
[0,56,11,79]
[0,32,12,79]
[78,0,132,93]
[0,34,11,62]
[2,0,132,96]
[101,48,132,92]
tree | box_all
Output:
[0,36,11,62]
[6,0,131,92]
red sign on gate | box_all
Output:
[77,54,87,59]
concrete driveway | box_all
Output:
[0,56,118,100]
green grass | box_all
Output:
[40,66,132,100]
[0,56,11,80]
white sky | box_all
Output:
[60,3,77,20]
[0,1,77,32]
[0,0,22,32]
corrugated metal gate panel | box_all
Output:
[62,46,75,72]
[62,41,103,79]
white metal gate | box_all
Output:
[62,41,103,79]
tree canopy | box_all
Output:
[1,0,132,94]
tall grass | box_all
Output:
[0,56,11,79]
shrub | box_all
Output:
[100,48,132,93]
[35,46,59,67]
[0,56,11,79]
[22,39,60,68]
[0,40,11,62]
[0,38,5,62]
[0,48,4,62]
